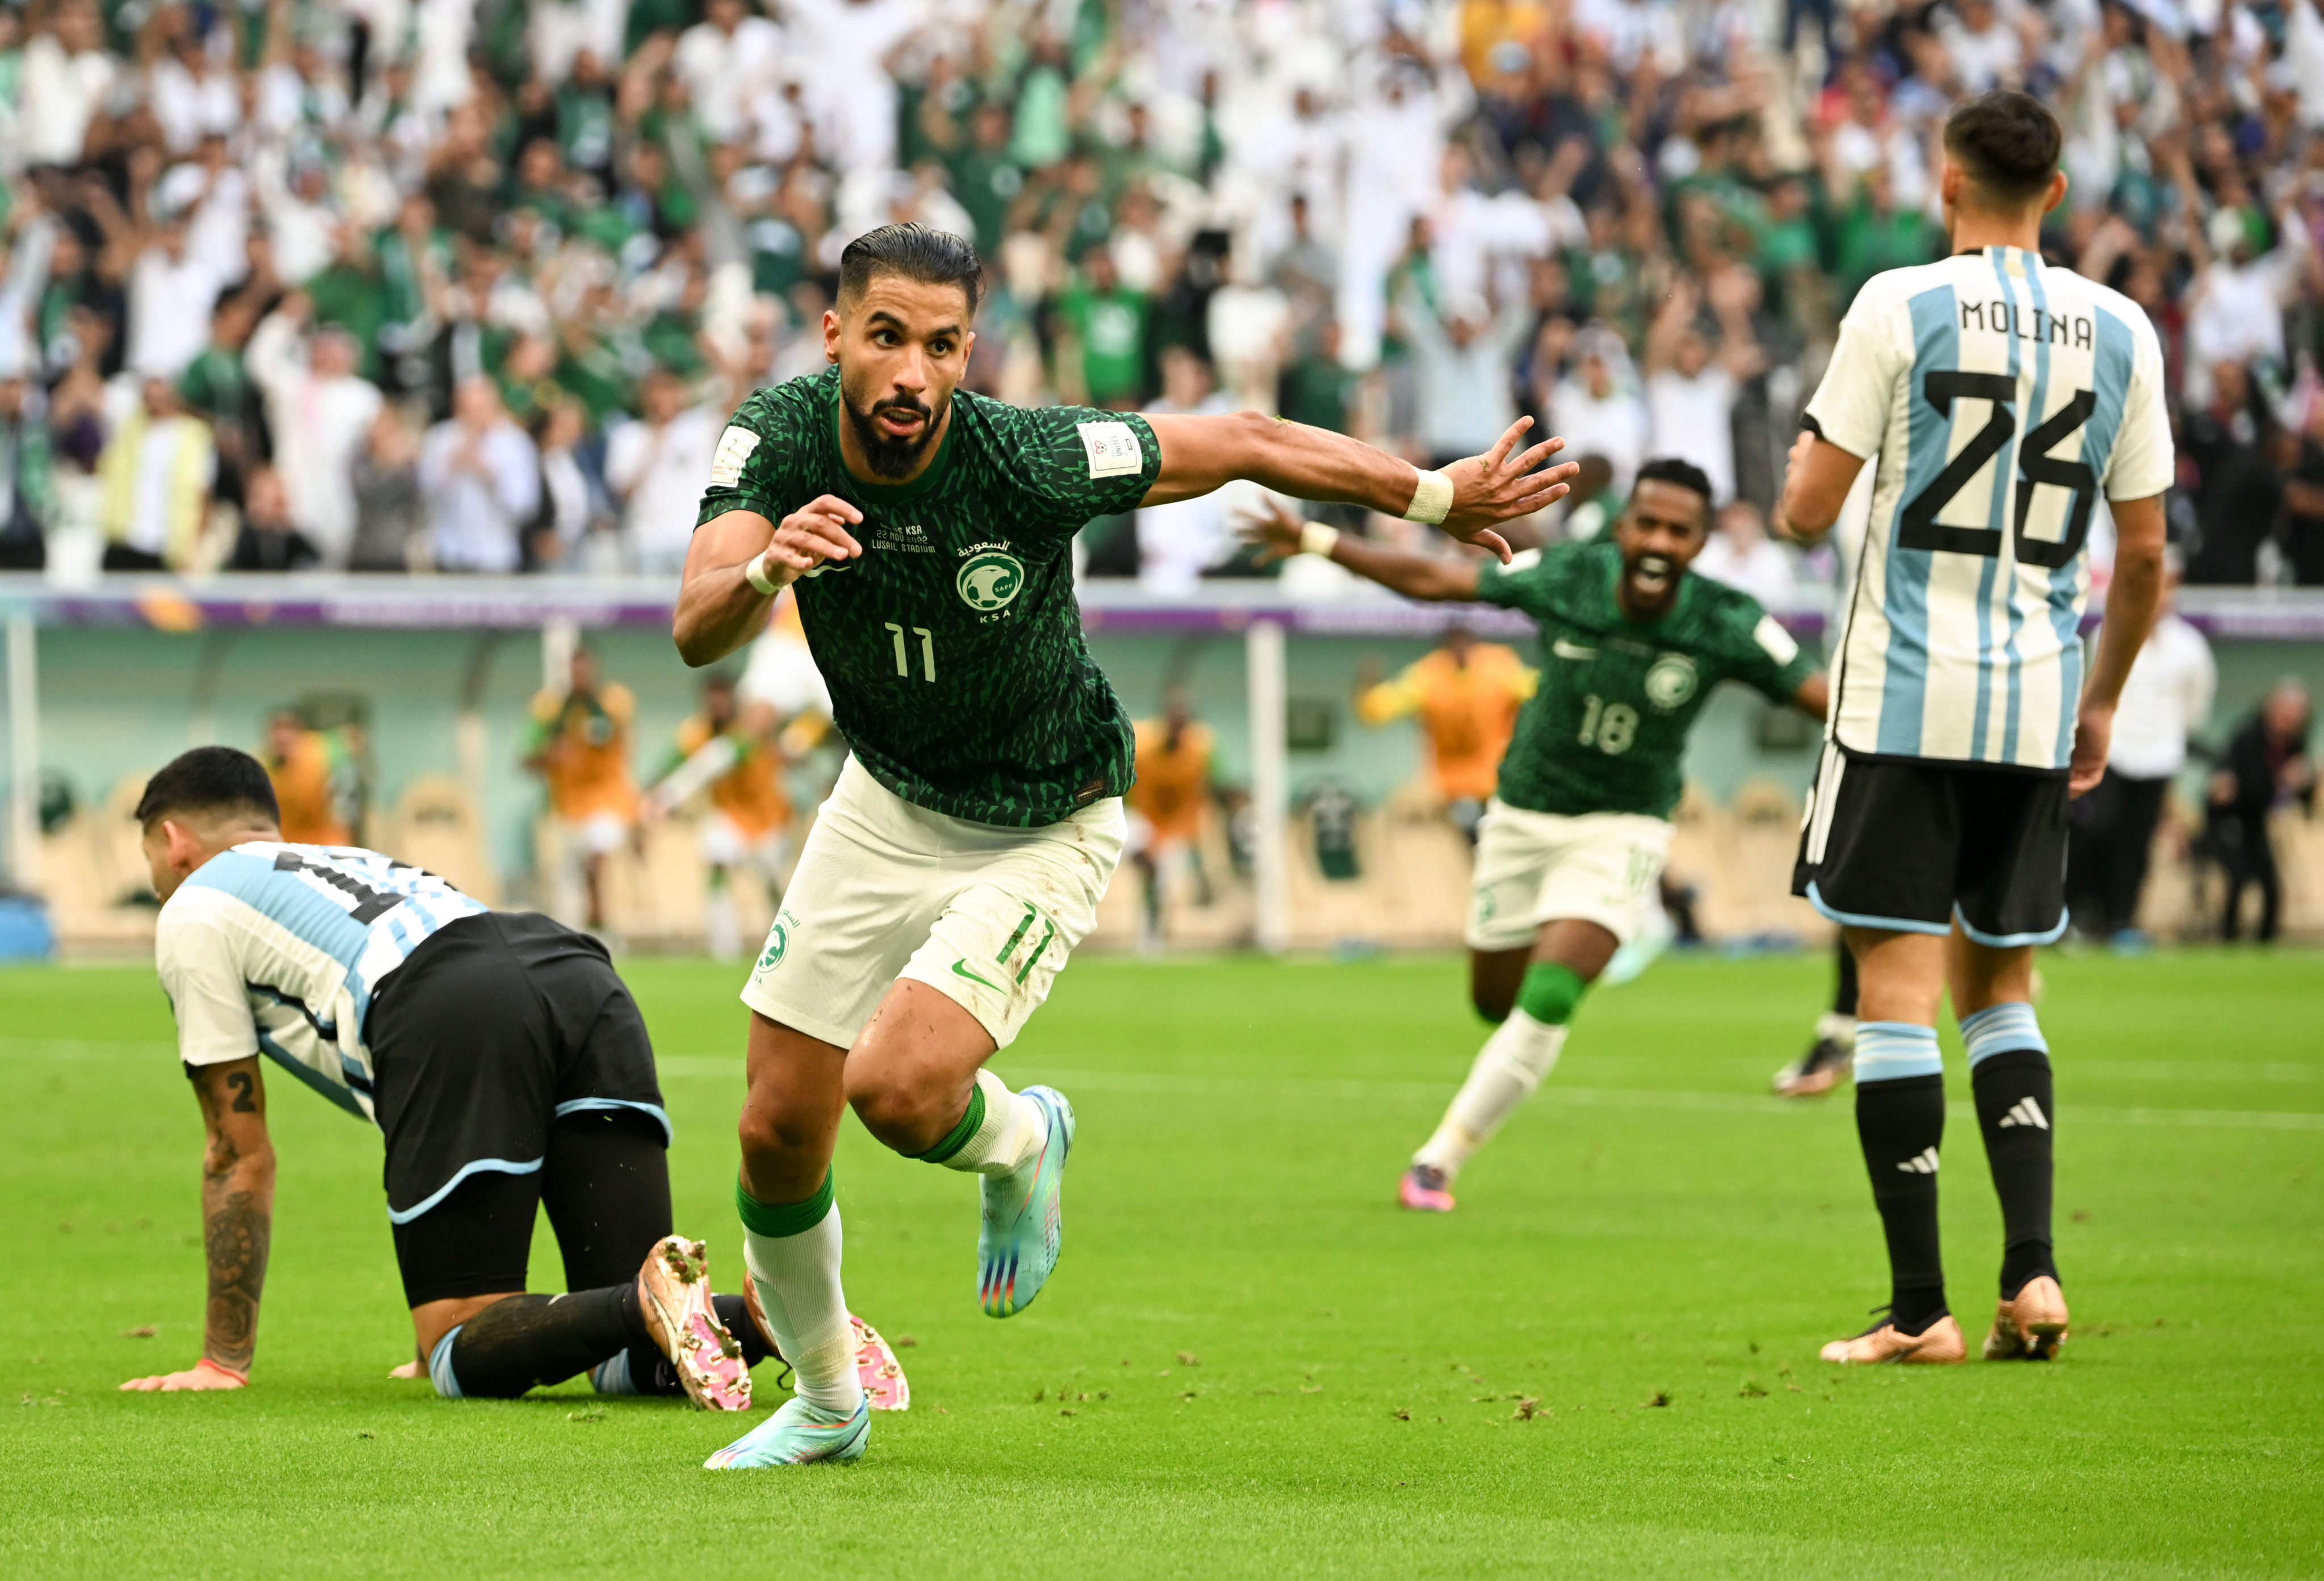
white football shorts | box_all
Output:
[739,756,1125,1050]
[1465,800,1674,952]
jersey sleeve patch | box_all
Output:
[1077,420,1144,479]
[1752,613,1800,666]
[709,425,762,488]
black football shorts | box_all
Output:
[1792,743,2070,945]
[365,911,668,1228]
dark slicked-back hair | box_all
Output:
[1944,90,2062,207]
[1632,456,1716,517]
[838,223,982,317]
[133,746,280,828]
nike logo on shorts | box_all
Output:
[951,959,1000,991]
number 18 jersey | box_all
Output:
[1804,246,2172,771]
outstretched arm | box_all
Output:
[1792,671,1830,720]
[1239,501,1482,602]
[1145,413,1577,563]
[122,1059,275,1391]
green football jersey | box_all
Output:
[1475,541,1818,820]
[696,367,1159,827]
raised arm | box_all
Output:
[1239,501,1482,602]
[1145,412,1577,562]
[122,1058,275,1391]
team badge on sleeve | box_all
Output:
[1078,421,1142,479]
[710,426,762,487]
[1753,614,1800,666]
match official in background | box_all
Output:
[1776,90,2174,1365]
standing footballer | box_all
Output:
[672,223,1576,1467]
[1774,91,2172,1364]
[1243,460,1826,1210]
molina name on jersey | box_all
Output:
[154,844,488,1118]
[697,368,1161,828]
[1474,541,1819,820]
[1805,245,2173,771]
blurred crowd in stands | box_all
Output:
[10,0,2324,586]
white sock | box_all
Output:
[704,885,740,962]
[741,1207,863,1418]
[1413,1010,1569,1179]
[937,1068,1048,1177]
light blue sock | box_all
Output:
[427,1326,465,1399]
[1853,1021,1943,1083]
[1959,1002,2047,1066]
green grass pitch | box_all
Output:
[2,949,2319,1578]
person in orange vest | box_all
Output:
[526,647,637,933]
[1127,688,1216,949]
[644,672,794,962]
[262,708,355,846]
[1356,623,1536,842]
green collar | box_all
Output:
[829,383,958,505]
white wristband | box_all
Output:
[1402,468,1454,526]
[1298,522,1340,558]
[742,550,781,597]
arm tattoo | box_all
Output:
[201,1186,270,1373]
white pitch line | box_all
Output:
[10,1041,2319,1132]
[982,1067,2324,1133]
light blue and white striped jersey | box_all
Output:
[154,843,488,1120]
[1804,246,2173,770]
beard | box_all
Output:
[842,386,942,479]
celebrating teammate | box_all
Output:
[671,221,1575,1467]
[1243,459,1826,1212]
[1774,90,2171,1364]
[119,746,906,1412]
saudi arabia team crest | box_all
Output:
[957,548,1024,612]
[1644,653,1698,711]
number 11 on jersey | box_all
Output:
[885,622,936,682]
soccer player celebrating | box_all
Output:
[1245,460,1826,1213]
[119,746,907,1412]
[1774,91,2171,1364]
[673,223,1574,1467]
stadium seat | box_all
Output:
[1725,778,1826,942]
[2274,807,2324,936]
[376,777,499,907]
[37,772,163,952]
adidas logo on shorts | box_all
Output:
[1997,1097,2049,1130]
[1896,1147,1940,1175]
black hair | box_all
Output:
[1944,90,2062,207]
[133,746,280,828]
[838,223,982,318]
[1633,456,1716,508]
